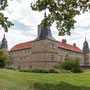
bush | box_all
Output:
[53,62,61,69]
[20,68,60,73]
[48,68,59,73]
[19,68,71,73]
[0,49,10,68]
[54,58,83,73]
[59,69,71,73]
[71,67,83,73]
[5,66,16,70]
[20,68,49,73]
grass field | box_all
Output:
[0,69,90,90]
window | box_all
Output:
[50,43,55,48]
[51,54,54,61]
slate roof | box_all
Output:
[10,41,83,53]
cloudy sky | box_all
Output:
[0,0,90,50]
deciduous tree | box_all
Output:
[31,0,90,36]
[0,49,10,68]
[0,0,13,32]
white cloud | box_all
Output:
[0,0,90,50]
[75,12,90,28]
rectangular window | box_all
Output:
[51,55,54,61]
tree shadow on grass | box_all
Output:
[30,81,90,90]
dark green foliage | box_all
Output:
[20,68,57,73]
[0,59,6,68]
[56,58,83,73]
[0,49,10,68]
[0,0,13,32]
[19,68,71,73]
[5,66,16,70]
[31,0,90,36]
[48,68,58,73]
[53,61,61,69]
[71,67,83,73]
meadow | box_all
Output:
[0,69,90,90]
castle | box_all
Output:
[0,14,90,69]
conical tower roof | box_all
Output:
[0,34,8,50]
[35,12,56,41]
[83,38,89,53]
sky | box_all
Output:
[0,0,90,50]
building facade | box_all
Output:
[8,20,90,69]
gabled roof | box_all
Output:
[10,41,83,53]
[10,41,32,51]
[58,42,83,53]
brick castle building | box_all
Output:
[0,14,90,69]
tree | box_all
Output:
[0,0,13,32]
[0,49,10,68]
[31,0,90,36]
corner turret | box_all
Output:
[83,38,89,53]
[0,34,8,50]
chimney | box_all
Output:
[73,43,76,47]
[62,39,66,43]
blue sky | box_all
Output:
[0,0,90,50]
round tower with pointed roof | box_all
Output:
[83,38,89,53]
[0,34,8,50]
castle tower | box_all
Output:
[36,12,56,41]
[83,38,89,53]
[32,12,58,68]
[0,34,8,50]
[83,38,90,66]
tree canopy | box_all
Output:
[0,0,13,32]
[0,49,10,68]
[31,0,90,36]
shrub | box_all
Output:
[53,62,61,69]
[0,49,10,68]
[20,68,49,73]
[59,69,71,73]
[20,68,60,73]
[5,66,16,70]
[19,68,72,73]
[48,68,59,73]
[54,58,83,73]
[71,67,83,73]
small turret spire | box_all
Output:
[0,33,8,50]
[4,34,5,38]
[83,38,89,53]
[44,11,46,18]
[85,37,86,41]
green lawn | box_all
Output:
[0,69,90,90]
